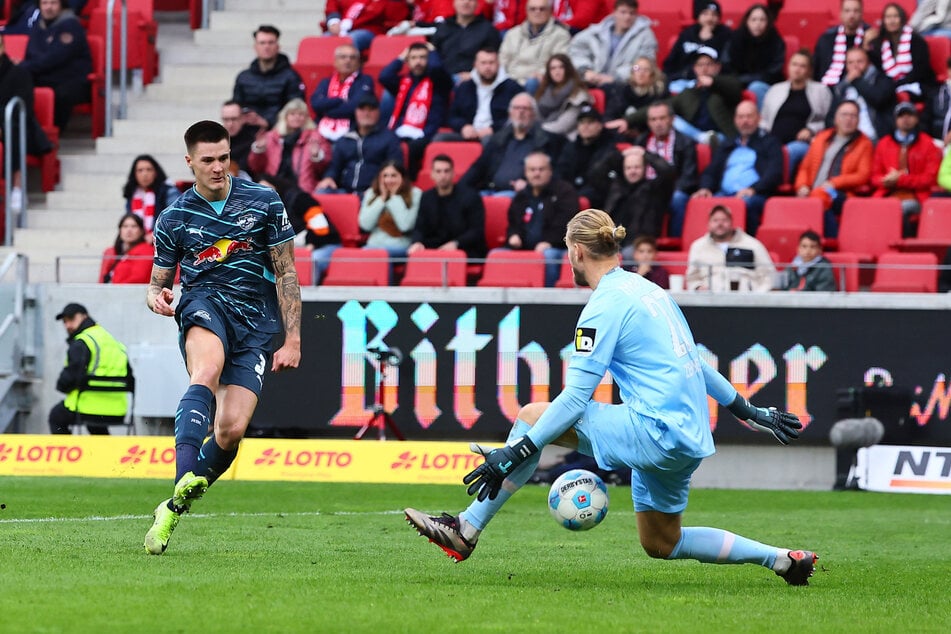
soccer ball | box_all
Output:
[547,469,609,531]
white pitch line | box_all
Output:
[0,509,406,524]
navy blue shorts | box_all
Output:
[176,294,274,396]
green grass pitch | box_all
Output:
[2,476,950,633]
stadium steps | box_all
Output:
[19,3,328,282]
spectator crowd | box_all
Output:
[5,0,951,291]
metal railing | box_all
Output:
[3,96,27,246]
[104,0,129,136]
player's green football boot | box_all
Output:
[172,471,208,511]
[144,498,180,555]
[404,508,477,562]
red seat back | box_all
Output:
[321,247,389,286]
[477,250,545,287]
[682,197,747,249]
[415,142,483,190]
[870,251,938,293]
[837,198,902,260]
[316,193,365,247]
[482,196,511,251]
[754,226,801,267]
[294,247,314,286]
[363,35,426,79]
[916,198,951,240]
[824,252,860,292]
[925,36,951,82]
[400,248,468,287]
[3,34,27,62]
[761,197,824,235]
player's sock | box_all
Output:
[460,419,541,533]
[174,384,214,481]
[668,527,779,569]
[195,436,239,486]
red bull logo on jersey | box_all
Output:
[193,238,253,265]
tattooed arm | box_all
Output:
[146,265,177,317]
[269,240,302,371]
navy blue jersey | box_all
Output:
[153,177,294,333]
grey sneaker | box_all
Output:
[144,499,180,555]
[404,508,477,562]
[172,471,208,511]
[778,550,818,586]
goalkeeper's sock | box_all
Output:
[173,384,214,481]
[460,419,541,532]
[195,437,239,486]
[668,527,779,569]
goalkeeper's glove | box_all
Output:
[727,394,802,445]
[463,436,539,502]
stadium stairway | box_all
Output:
[16,0,324,283]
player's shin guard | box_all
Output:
[174,384,214,481]
[461,419,540,531]
[668,527,778,568]
[195,436,238,486]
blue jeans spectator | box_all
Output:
[312,244,341,284]
[669,189,691,237]
[785,140,810,182]
[745,81,771,110]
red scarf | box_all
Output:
[552,0,573,23]
[880,25,914,80]
[821,25,865,86]
[318,71,358,140]
[130,189,157,231]
[645,131,676,180]
[344,2,365,21]
[389,75,432,137]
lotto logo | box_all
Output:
[391,451,418,470]
[255,448,281,466]
[0,443,11,462]
[390,451,482,471]
[119,445,175,465]
[253,447,352,468]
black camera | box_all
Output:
[367,346,403,366]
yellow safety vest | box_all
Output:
[64,324,130,416]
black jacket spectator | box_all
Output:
[232,53,305,127]
[430,14,502,77]
[555,127,620,208]
[19,6,91,130]
[604,152,675,241]
[447,75,524,134]
[633,129,700,196]
[411,184,487,258]
[322,124,404,193]
[506,179,578,249]
[699,129,783,196]
[663,23,732,82]
[0,51,51,158]
[722,20,785,87]
[461,123,563,192]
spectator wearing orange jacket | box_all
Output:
[870,102,942,236]
[794,100,873,237]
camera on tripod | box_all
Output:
[367,346,403,367]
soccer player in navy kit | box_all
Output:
[144,120,301,555]
[406,208,818,585]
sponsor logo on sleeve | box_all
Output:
[575,327,596,354]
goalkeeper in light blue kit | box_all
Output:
[405,208,818,585]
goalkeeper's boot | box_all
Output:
[778,550,818,586]
[404,508,477,562]
[172,471,208,511]
[144,498,180,555]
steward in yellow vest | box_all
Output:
[49,303,133,435]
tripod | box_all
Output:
[354,348,405,440]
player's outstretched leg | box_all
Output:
[404,509,478,562]
[144,498,181,555]
[668,527,818,585]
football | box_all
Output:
[547,469,609,531]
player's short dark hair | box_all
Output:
[476,45,499,56]
[184,120,230,154]
[799,229,822,245]
[254,25,280,39]
[222,99,241,108]
[431,154,453,168]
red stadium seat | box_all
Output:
[588,88,606,114]
[477,250,545,287]
[295,36,352,101]
[294,247,314,286]
[554,254,577,288]
[2,34,27,62]
[482,196,511,251]
[893,198,951,260]
[870,251,938,293]
[925,36,951,82]
[660,197,746,251]
[695,142,711,176]
[363,35,427,80]
[89,0,159,86]
[400,248,468,286]
[824,252,860,292]
[782,35,800,76]
[72,34,106,138]
[836,198,903,263]
[761,197,824,235]
[29,87,60,192]
[321,247,389,286]
[774,11,834,53]
[415,141,483,190]
[652,250,689,276]
[315,193,366,247]
[754,226,801,266]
